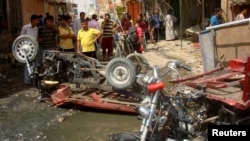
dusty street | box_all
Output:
[0,37,204,141]
[144,37,203,74]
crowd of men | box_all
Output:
[20,6,249,85]
[20,11,164,85]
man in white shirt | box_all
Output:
[98,15,104,31]
[21,15,40,39]
[235,7,248,21]
[20,14,40,85]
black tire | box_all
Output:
[105,57,136,90]
[126,53,149,74]
[12,35,39,63]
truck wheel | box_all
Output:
[105,57,136,90]
[12,35,39,63]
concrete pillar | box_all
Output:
[221,0,233,22]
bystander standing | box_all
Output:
[88,14,101,57]
[38,15,59,65]
[73,12,86,36]
[235,7,248,21]
[58,15,75,52]
[152,11,160,42]
[98,15,104,31]
[20,14,40,85]
[133,18,144,54]
[209,8,223,26]
[165,10,177,41]
[148,13,156,43]
[101,13,120,61]
[77,20,102,59]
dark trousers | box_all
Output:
[60,48,75,52]
[154,27,159,42]
[101,37,113,56]
[82,51,97,59]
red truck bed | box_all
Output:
[170,57,250,110]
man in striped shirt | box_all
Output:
[38,15,59,64]
[101,13,120,61]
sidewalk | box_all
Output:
[143,37,204,75]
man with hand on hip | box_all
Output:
[77,20,102,59]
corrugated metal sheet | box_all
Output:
[199,30,216,72]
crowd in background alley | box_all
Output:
[19,9,179,85]
[19,5,249,86]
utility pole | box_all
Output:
[179,0,183,49]
[201,0,205,29]
[6,0,11,42]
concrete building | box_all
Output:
[126,0,144,23]
[0,0,77,51]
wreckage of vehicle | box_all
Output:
[107,56,250,141]
[108,19,250,140]
[12,33,250,140]
[12,35,152,113]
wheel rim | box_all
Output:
[110,65,131,85]
[12,35,38,63]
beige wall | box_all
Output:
[21,0,44,24]
[21,0,56,25]
[221,0,234,22]
[215,22,250,63]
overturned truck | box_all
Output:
[12,35,150,113]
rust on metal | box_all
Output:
[50,86,142,113]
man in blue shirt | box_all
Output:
[152,12,160,42]
[210,8,223,26]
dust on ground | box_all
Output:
[144,37,204,75]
